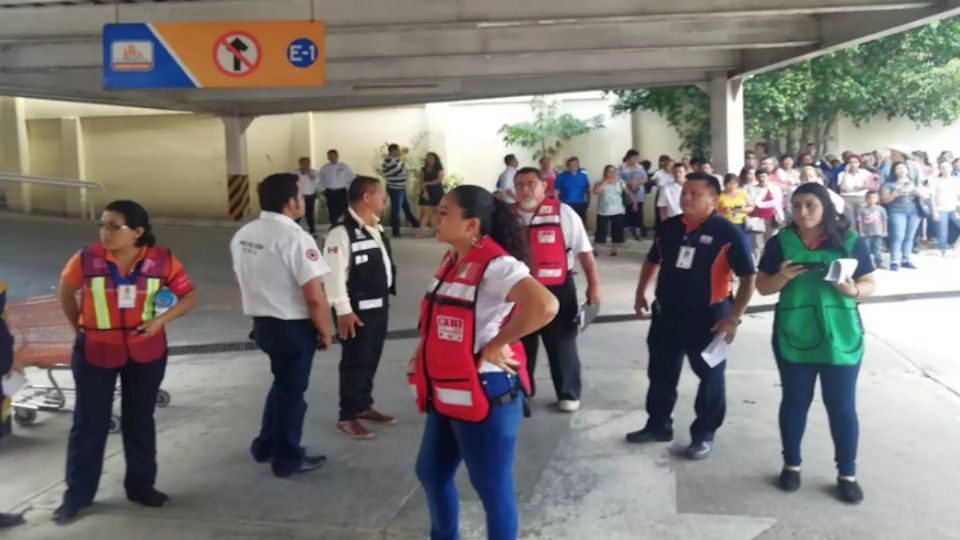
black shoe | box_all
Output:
[686,441,712,460]
[52,502,85,525]
[778,468,801,492]
[392,232,402,238]
[0,512,26,529]
[625,428,674,444]
[296,455,327,474]
[127,488,169,508]
[837,478,864,505]
[522,400,531,418]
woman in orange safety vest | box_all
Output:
[53,200,197,524]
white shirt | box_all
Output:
[838,169,873,198]
[657,183,683,218]
[231,212,330,320]
[321,207,393,315]
[933,177,960,211]
[747,183,785,221]
[318,162,355,191]
[517,202,592,270]
[497,167,518,204]
[295,170,318,196]
[652,169,675,186]
[472,257,530,355]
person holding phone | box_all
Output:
[880,162,925,271]
[54,200,198,523]
[410,185,558,540]
[755,183,876,505]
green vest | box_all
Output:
[775,229,864,365]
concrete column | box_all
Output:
[709,74,745,174]
[291,111,315,166]
[630,109,644,154]
[0,96,32,212]
[222,115,255,221]
[60,117,91,218]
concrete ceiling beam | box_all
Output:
[0,0,935,40]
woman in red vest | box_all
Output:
[53,200,197,524]
[410,185,558,540]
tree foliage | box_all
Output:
[612,18,960,159]
[499,96,605,160]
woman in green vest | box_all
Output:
[756,183,877,505]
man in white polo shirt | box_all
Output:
[318,149,354,226]
[658,162,687,221]
[231,173,333,478]
[295,157,319,237]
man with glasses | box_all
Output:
[513,167,600,414]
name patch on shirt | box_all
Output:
[537,230,557,244]
[699,235,714,245]
[354,254,369,265]
[437,316,465,342]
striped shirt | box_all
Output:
[382,156,409,190]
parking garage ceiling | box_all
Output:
[0,0,957,115]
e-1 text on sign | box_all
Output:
[103,21,326,89]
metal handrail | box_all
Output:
[0,172,102,190]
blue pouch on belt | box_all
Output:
[480,372,517,401]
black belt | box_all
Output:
[489,381,522,407]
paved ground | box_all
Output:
[2,212,960,539]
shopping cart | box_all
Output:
[7,295,171,433]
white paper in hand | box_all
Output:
[824,258,858,283]
[701,333,728,368]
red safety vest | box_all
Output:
[80,244,169,368]
[410,237,531,422]
[526,198,568,286]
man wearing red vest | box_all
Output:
[514,166,601,413]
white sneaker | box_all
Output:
[557,400,581,413]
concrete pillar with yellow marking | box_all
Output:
[0,97,31,213]
[221,115,256,222]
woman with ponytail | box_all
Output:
[53,200,197,524]
[410,185,557,539]
[756,183,877,505]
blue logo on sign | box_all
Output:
[287,38,318,68]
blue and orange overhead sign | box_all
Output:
[103,21,326,89]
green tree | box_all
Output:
[498,96,605,161]
[612,18,960,159]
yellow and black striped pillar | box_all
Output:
[221,115,255,222]
[227,174,250,221]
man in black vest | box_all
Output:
[322,176,396,439]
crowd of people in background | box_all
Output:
[292,140,960,271]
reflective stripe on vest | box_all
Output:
[141,277,162,322]
[90,277,112,330]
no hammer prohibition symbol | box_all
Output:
[214,31,261,76]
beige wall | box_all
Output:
[8,92,960,221]
[83,114,225,218]
[25,119,66,215]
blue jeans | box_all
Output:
[862,235,884,267]
[777,360,860,477]
[388,187,420,235]
[888,210,920,264]
[251,318,317,477]
[415,397,523,540]
[934,211,960,251]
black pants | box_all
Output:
[325,188,348,225]
[251,318,317,477]
[568,203,588,225]
[626,203,647,236]
[339,308,388,420]
[303,194,318,234]
[63,335,167,507]
[644,302,729,442]
[595,214,626,245]
[521,276,581,401]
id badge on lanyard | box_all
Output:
[676,246,696,270]
[108,261,143,309]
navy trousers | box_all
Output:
[63,335,167,507]
[250,318,317,477]
[416,396,523,540]
[777,359,860,477]
[338,309,388,421]
[644,302,729,443]
[521,276,581,401]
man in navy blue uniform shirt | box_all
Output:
[627,172,757,460]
